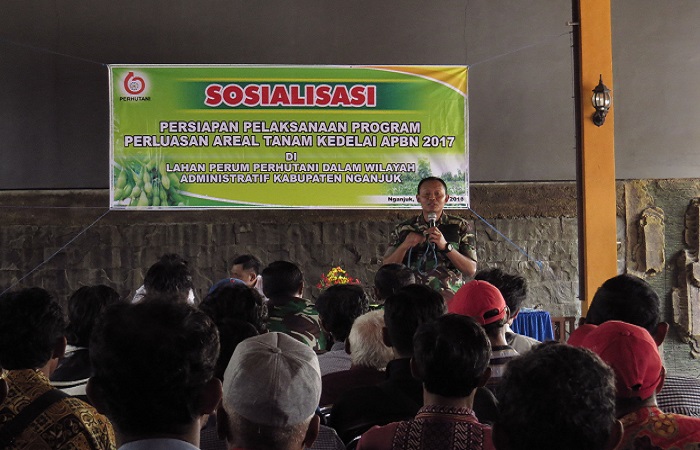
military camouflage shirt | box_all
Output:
[267,295,328,352]
[388,213,477,300]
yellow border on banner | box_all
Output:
[362,66,467,96]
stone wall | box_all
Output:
[0,183,579,320]
[6,181,700,375]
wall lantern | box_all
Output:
[591,74,612,127]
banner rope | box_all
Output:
[467,31,573,68]
[467,206,545,271]
[0,30,572,72]
[0,36,108,67]
[1,209,111,296]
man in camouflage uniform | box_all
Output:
[262,260,328,352]
[383,177,477,301]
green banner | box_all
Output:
[110,65,469,209]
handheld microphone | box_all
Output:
[427,212,437,229]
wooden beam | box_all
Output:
[575,0,617,314]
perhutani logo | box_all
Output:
[119,71,151,102]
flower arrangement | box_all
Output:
[316,266,361,289]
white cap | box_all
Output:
[222,332,321,427]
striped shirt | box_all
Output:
[486,345,519,396]
[657,375,700,417]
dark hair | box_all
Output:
[483,314,510,339]
[383,284,446,356]
[200,283,268,334]
[416,177,448,195]
[374,264,416,300]
[496,342,616,450]
[66,285,121,347]
[586,274,660,334]
[261,261,304,298]
[212,319,259,381]
[0,288,66,370]
[143,253,194,296]
[89,300,219,435]
[315,284,370,342]
[413,314,491,397]
[231,254,262,275]
[475,268,527,318]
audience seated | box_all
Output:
[316,284,371,376]
[262,261,328,351]
[133,253,196,304]
[87,295,221,449]
[373,264,415,304]
[230,254,267,301]
[218,332,323,450]
[320,310,393,406]
[494,342,622,450]
[582,274,700,416]
[199,283,268,334]
[448,280,519,395]
[571,320,700,449]
[50,284,122,401]
[330,284,502,443]
[357,314,495,450]
[474,268,539,354]
[0,287,115,449]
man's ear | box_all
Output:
[656,366,666,394]
[246,271,256,284]
[199,378,223,415]
[53,336,67,360]
[653,322,669,347]
[302,414,320,449]
[409,357,419,380]
[382,326,393,348]
[604,419,624,450]
[510,309,520,320]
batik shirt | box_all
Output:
[357,405,495,450]
[619,406,700,450]
[267,295,328,352]
[0,369,115,450]
[388,213,477,299]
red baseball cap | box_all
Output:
[566,323,597,347]
[569,320,663,400]
[448,280,508,325]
